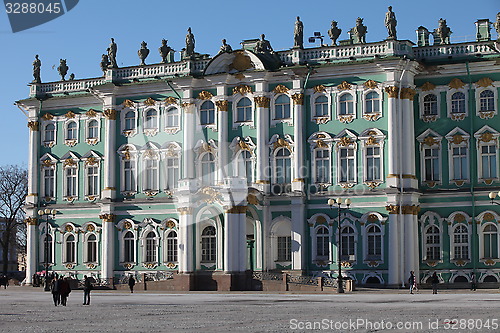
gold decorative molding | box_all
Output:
[484,179,494,185]
[337,137,353,147]
[339,182,355,189]
[385,86,399,98]
[451,113,466,121]
[365,181,381,189]
[104,109,117,120]
[337,81,351,90]
[229,51,254,72]
[367,214,378,222]
[198,91,214,100]
[385,205,399,214]
[166,262,177,268]
[293,178,305,182]
[483,212,495,221]
[233,84,252,95]
[198,187,222,204]
[315,140,328,149]
[422,115,438,123]
[27,121,39,131]
[42,159,54,167]
[254,96,270,108]
[63,159,77,167]
[338,114,354,123]
[454,214,466,223]
[65,111,76,119]
[177,207,194,215]
[25,217,37,226]
[453,180,465,187]
[448,78,465,90]
[273,138,290,150]
[65,225,73,232]
[484,259,495,266]
[166,220,176,229]
[123,221,132,230]
[255,180,270,184]
[313,117,329,124]
[99,213,115,222]
[363,80,378,89]
[65,263,75,269]
[41,113,54,121]
[181,102,195,113]
[225,206,247,214]
[238,140,251,151]
[198,142,213,154]
[273,85,289,94]
[365,136,379,146]
[85,157,99,166]
[420,82,436,91]
[426,181,437,188]
[400,88,416,100]
[291,93,304,105]
[86,109,98,118]
[86,224,95,232]
[122,99,135,108]
[362,113,381,121]
[247,194,259,205]
[313,85,326,93]
[451,134,465,145]
[423,136,439,146]
[123,147,131,160]
[401,205,420,215]
[164,96,178,105]
[386,174,417,179]
[479,132,494,143]
[476,77,493,88]
[144,97,156,106]
[479,111,495,119]
[215,100,229,111]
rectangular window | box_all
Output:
[165,157,179,190]
[166,108,179,127]
[87,166,99,196]
[65,168,77,197]
[124,161,136,191]
[315,149,330,183]
[277,236,291,261]
[424,148,440,181]
[87,241,97,262]
[339,148,355,182]
[366,147,381,181]
[368,235,381,257]
[166,236,178,262]
[43,168,55,197]
[452,146,467,180]
[144,159,158,191]
[481,144,497,179]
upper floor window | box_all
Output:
[200,153,216,185]
[339,147,355,183]
[364,92,380,114]
[274,148,292,184]
[423,147,440,181]
[453,224,469,260]
[144,109,158,129]
[200,101,215,125]
[423,94,438,115]
[124,111,136,131]
[87,120,98,139]
[425,225,441,260]
[86,166,99,197]
[66,121,77,140]
[165,107,179,128]
[452,146,468,181]
[274,95,291,119]
[65,167,77,197]
[236,97,252,122]
[44,123,55,143]
[123,160,136,192]
[43,168,55,198]
[236,150,253,184]
[480,142,497,180]
[479,90,495,112]
[314,95,329,117]
[451,92,465,114]
[314,148,330,184]
[365,147,381,181]
[339,94,354,115]
[144,159,159,191]
[165,156,179,191]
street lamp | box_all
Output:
[308,31,325,46]
[37,208,57,291]
[488,191,500,205]
[328,197,351,293]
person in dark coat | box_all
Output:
[128,276,136,293]
[470,272,477,291]
[83,275,92,305]
[59,277,71,306]
[408,271,416,294]
[432,272,439,294]
[50,276,61,306]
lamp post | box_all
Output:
[37,208,57,291]
[488,191,500,205]
[328,197,351,293]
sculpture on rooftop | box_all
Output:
[218,39,233,54]
[108,38,118,68]
[100,54,110,74]
[254,34,282,70]
[294,16,304,49]
[159,39,173,63]
[32,54,41,84]
[57,59,69,81]
[351,17,367,44]
[435,18,451,45]
[384,6,397,40]
[138,41,150,66]
[328,20,342,46]
[69,73,75,81]
[494,12,500,42]
[185,27,195,59]
[255,34,274,53]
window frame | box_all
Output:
[42,121,56,147]
[446,128,470,185]
[199,100,216,128]
[85,117,100,145]
[164,106,181,134]
[64,120,79,146]
[63,232,77,264]
[362,89,383,121]
[475,87,498,119]
[446,88,468,120]
[121,107,138,137]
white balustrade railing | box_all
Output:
[413,41,496,59]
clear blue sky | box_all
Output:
[0,0,497,166]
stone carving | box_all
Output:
[435,18,451,45]
[100,54,110,74]
[294,16,304,49]
[137,41,150,66]
[229,51,253,72]
[69,73,75,81]
[108,38,118,68]
[255,34,282,68]
[495,12,500,42]
[218,39,233,54]
[384,6,397,40]
[57,59,68,81]
[159,39,173,63]
[328,20,342,46]
[32,55,42,83]
[184,27,195,59]
[351,17,367,44]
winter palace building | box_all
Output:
[18,14,500,290]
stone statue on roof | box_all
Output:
[385,6,397,40]
[255,34,274,53]
[100,54,110,74]
[328,20,342,46]
[159,39,173,63]
[57,59,69,81]
[254,34,282,70]
[294,16,304,49]
[185,27,195,58]
[351,17,367,44]
[32,54,41,83]
[138,41,150,66]
[108,38,118,68]
[494,12,500,42]
[218,39,233,54]
[436,18,451,45]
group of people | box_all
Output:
[50,275,93,306]
[409,271,478,294]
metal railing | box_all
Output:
[287,275,318,286]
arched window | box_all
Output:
[200,101,215,125]
[65,234,76,263]
[201,226,216,263]
[124,111,136,130]
[451,92,465,114]
[339,94,354,115]
[201,153,216,185]
[165,107,179,128]
[340,226,355,259]
[365,92,380,114]
[236,97,252,122]
[236,150,253,184]
[87,120,98,139]
[86,234,97,263]
[423,94,438,115]
[275,95,291,119]
[144,109,158,129]
[145,231,157,262]
[314,148,330,183]
[43,234,53,264]
[314,95,329,117]
[66,121,77,140]
[483,224,498,259]
[479,90,494,112]
[124,231,134,262]
[367,225,382,260]
[44,123,55,143]
[425,225,441,260]
[316,226,329,259]
[453,224,469,260]
[166,231,178,263]
[275,148,291,184]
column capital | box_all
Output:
[385,205,420,215]
[25,217,38,225]
[384,86,400,98]
[400,87,416,100]
[103,109,117,120]
[254,96,270,108]
[27,121,39,131]
[225,206,247,214]
[177,207,194,215]
[99,213,116,222]
[215,100,229,112]
[291,93,304,105]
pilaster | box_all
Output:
[216,87,229,183]
[291,89,305,192]
[25,217,38,285]
[291,196,306,271]
[182,94,196,179]
[27,118,39,204]
[99,213,115,280]
[254,95,270,193]
[102,96,117,199]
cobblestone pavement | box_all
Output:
[0,287,499,332]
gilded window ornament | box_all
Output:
[384,86,399,98]
[104,109,117,120]
[63,159,77,167]
[423,136,439,146]
[164,96,178,105]
[337,81,352,91]
[65,111,76,119]
[420,82,436,91]
[144,190,159,197]
[177,207,194,215]
[254,96,270,108]
[316,133,326,139]
[313,85,326,93]
[27,121,39,131]
[363,80,378,89]
[479,132,495,143]
[478,111,495,120]
[247,194,259,205]
[85,157,98,166]
[166,262,177,268]
[198,187,222,204]
[291,93,304,105]
[42,113,54,121]
[448,78,465,90]
[365,181,382,189]
[232,84,252,95]
[483,212,495,221]
[197,142,213,154]
[315,140,328,148]
[25,217,38,225]
[273,84,289,94]
[338,114,354,123]
[215,100,229,111]
[42,159,54,167]
[454,214,466,223]
[122,99,135,108]
[273,138,290,150]
[86,224,95,232]
[225,206,247,214]
[238,140,251,151]
[65,225,73,232]
[198,91,214,100]
[123,221,132,229]
[166,220,176,229]
[451,134,465,145]
[86,109,98,118]
[337,137,353,147]
[476,77,494,88]
[144,97,156,106]
[365,136,379,146]
[123,147,131,160]
[367,214,378,222]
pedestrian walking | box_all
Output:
[470,272,477,291]
[50,276,61,306]
[83,275,92,305]
[0,275,8,289]
[128,276,135,293]
[432,272,439,294]
[59,277,71,306]
[408,271,416,294]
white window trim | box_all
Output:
[336,215,358,265]
[446,128,470,186]
[164,105,181,134]
[361,88,383,121]
[270,93,293,127]
[360,212,387,265]
[117,219,137,266]
[309,90,332,124]
[475,85,498,119]
[141,145,160,195]
[161,218,178,265]
[64,119,79,147]
[39,224,55,265]
[62,231,77,264]
[269,134,294,187]
[417,129,443,187]
[313,225,332,262]
[82,154,101,200]
[60,154,79,201]
[420,212,444,264]
[308,132,334,187]
[118,145,138,196]
[140,227,160,267]
[232,95,254,129]
[229,137,256,182]
[40,153,57,201]
[42,120,57,148]
[142,106,160,137]
[335,89,358,123]
[85,116,101,145]
[447,219,472,265]
[269,217,292,268]
[83,230,100,264]
[195,217,223,270]
[359,129,385,187]
[333,130,358,187]
[474,126,500,184]
[197,99,217,130]
[120,106,138,138]
[446,88,469,121]
[476,211,500,264]
[418,87,444,122]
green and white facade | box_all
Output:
[19,17,500,289]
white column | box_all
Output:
[387,212,400,286]
[412,214,420,281]
[385,86,399,188]
[224,207,246,273]
[182,100,196,179]
[178,208,194,273]
[291,197,305,271]
[254,96,270,192]
[216,95,229,183]
[100,214,115,281]
[291,91,305,192]
[102,102,117,199]
[404,213,416,281]
[401,91,418,188]
[25,219,38,285]
[26,121,39,204]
